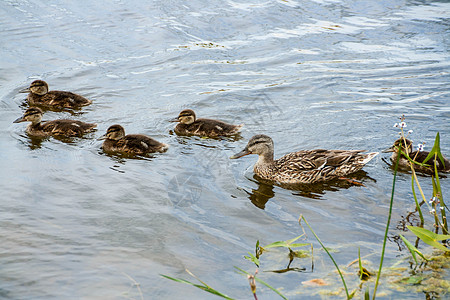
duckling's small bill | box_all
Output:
[381,147,394,153]
[13,116,26,123]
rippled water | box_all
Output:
[1,0,449,299]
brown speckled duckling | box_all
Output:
[231,134,378,184]
[383,138,450,174]
[100,124,169,155]
[20,80,92,109]
[13,107,97,137]
[172,109,243,137]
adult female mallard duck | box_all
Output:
[20,80,92,109]
[13,107,97,137]
[230,134,378,184]
[171,109,243,137]
[383,138,450,174]
[100,124,169,155]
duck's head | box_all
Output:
[230,134,274,159]
[20,80,49,95]
[383,138,413,154]
[172,109,196,125]
[13,107,43,124]
[99,124,126,141]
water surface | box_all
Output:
[1,0,449,299]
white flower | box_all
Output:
[417,144,424,152]
[429,209,436,214]
[399,122,407,128]
[440,206,444,210]
[393,123,399,128]
[408,130,413,134]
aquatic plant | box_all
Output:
[371,116,449,299]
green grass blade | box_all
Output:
[234,267,288,300]
[411,175,424,225]
[161,274,235,299]
[401,234,429,261]
[300,216,350,299]
[358,247,364,280]
[365,287,370,300]
[372,150,400,300]
[433,156,449,233]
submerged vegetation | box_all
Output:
[162,116,449,299]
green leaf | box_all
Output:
[407,226,450,252]
[263,235,307,249]
[244,252,260,267]
[364,286,370,300]
[264,241,289,248]
[285,234,305,245]
[402,275,423,285]
[289,243,310,248]
[423,132,446,166]
[358,247,364,280]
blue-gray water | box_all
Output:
[1,0,449,299]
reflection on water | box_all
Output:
[245,177,275,209]
[245,170,376,208]
[18,131,97,150]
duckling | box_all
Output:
[100,124,169,155]
[13,107,97,137]
[19,80,92,109]
[230,134,378,184]
[383,138,450,173]
[171,109,243,137]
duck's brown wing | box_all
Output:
[43,91,92,107]
[116,134,163,154]
[42,120,96,136]
[193,119,241,136]
[277,149,366,171]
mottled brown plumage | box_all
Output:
[383,138,450,174]
[100,124,169,156]
[172,109,243,137]
[13,107,97,137]
[20,80,92,109]
[231,135,378,184]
